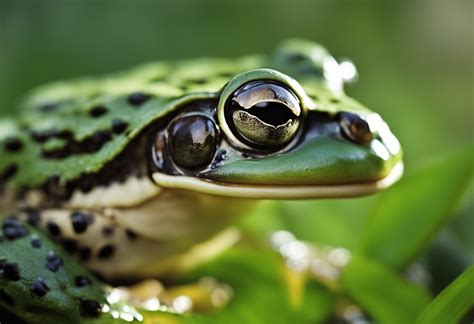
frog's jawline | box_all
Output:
[152,161,403,199]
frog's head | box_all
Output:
[149,40,403,199]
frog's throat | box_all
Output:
[152,161,403,199]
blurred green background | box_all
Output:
[0,1,473,322]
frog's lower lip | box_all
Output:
[151,161,403,199]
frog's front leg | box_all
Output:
[13,208,235,313]
[15,206,240,281]
[0,216,142,323]
[15,207,171,281]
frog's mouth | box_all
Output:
[151,136,403,199]
[151,161,403,199]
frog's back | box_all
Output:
[1,39,355,206]
[0,55,264,204]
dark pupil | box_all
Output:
[234,101,294,127]
[168,115,217,170]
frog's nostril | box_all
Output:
[337,112,373,145]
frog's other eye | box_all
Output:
[225,81,301,149]
[166,114,218,170]
[337,112,373,145]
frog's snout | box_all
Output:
[149,66,402,199]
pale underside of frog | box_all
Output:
[0,39,402,284]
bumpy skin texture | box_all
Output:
[0,217,139,323]
[0,40,372,196]
[0,57,261,193]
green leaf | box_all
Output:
[358,145,474,269]
[342,256,431,324]
[416,266,474,324]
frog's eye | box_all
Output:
[225,81,301,149]
[167,114,218,170]
[337,112,373,144]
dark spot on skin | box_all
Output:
[31,278,49,297]
[97,244,115,259]
[79,298,101,318]
[41,173,72,200]
[46,251,64,272]
[89,105,108,117]
[189,78,207,85]
[55,129,74,140]
[38,103,59,112]
[4,137,23,152]
[217,71,235,78]
[2,217,29,240]
[285,53,307,63]
[75,275,92,287]
[79,247,91,261]
[300,66,324,77]
[31,130,51,143]
[31,129,57,143]
[31,236,42,248]
[102,226,114,237]
[31,128,73,143]
[60,238,78,253]
[91,131,112,148]
[0,289,14,306]
[46,221,61,237]
[1,261,20,281]
[71,211,93,234]
[125,229,137,240]
[111,119,129,134]
[41,130,112,159]
[0,164,18,182]
[24,208,41,227]
[127,92,150,106]
[79,180,94,193]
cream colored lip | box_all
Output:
[152,161,404,199]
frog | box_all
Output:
[0,39,402,321]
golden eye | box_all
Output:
[225,81,301,149]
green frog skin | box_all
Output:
[0,39,402,320]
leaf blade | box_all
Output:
[416,266,474,324]
[358,145,474,269]
[342,256,431,324]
